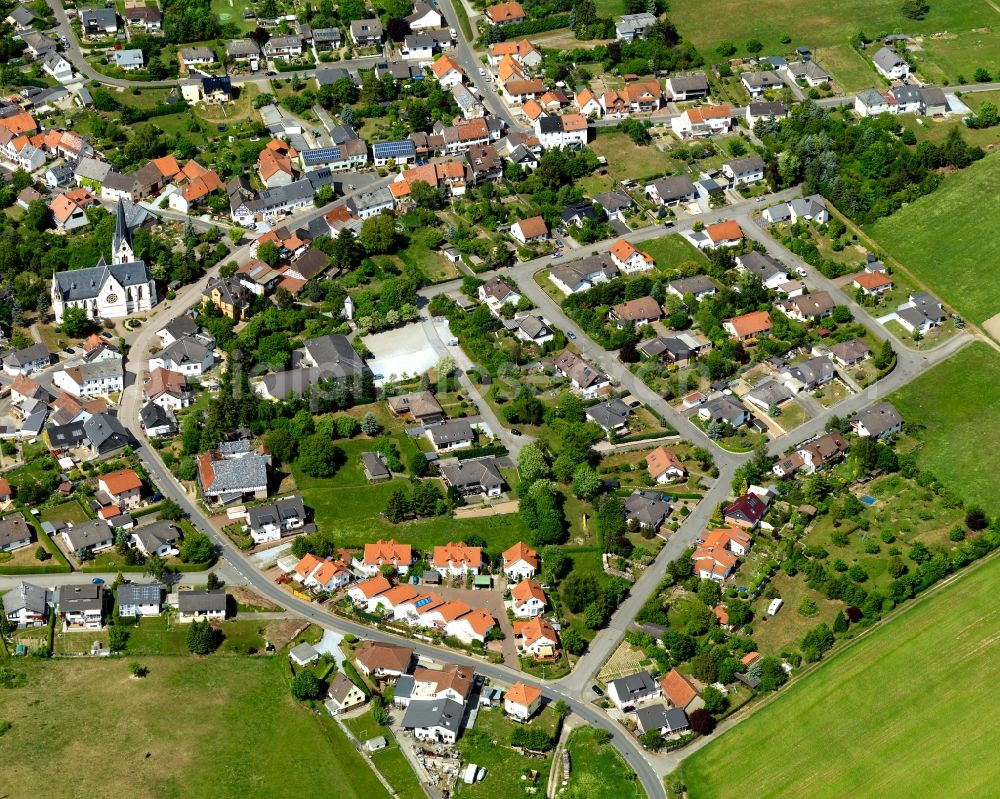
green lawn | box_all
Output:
[292,438,529,553]
[581,131,675,194]
[565,727,645,799]
[681,552,1000,798]
[39,499,92,526]
[866,152,1000,325]
[454,706,561,799]
[889,341,1000,514]
[640,234,709,275]
[668,0,996,89]
[211,0,255,31]
[0,655,392,799]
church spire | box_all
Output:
[112,200,133,265]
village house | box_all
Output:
[503,541,538,581]
[624,491,672,534]
[608,239,654,274]
[607,671,660,710]
[510,215,549,245]
[872,46,910,80]
[355,640,414,679]
[671,104,733,138]
[440,457,506,498]
[131,520,181,558]
[660,668,703,712]
[724,494,768,529]
[698,395,751,428]
[723,310,772,341]
[347,576,392,608]
[645,174,698,207]
[353,539,414,576]
[326,672,368,715]
[0,514,33,553]
[513,616,560,659]
[426,419,477,452]
[485,1,525,25]
[97,468,142,510]
[646,446,687,483]
[431,542,483,576]
[609,296,662,329]
[586,398,632,434]
[61,518,115,559]
[740,70,784,98]
[3,581,49,628]
[117,582,162,617]
[509,579,547,618]
[197,441,270,504]
[479,276,522,314]
[776,291,836,323]
[851,401,903,439]
[722,155,765,187]
[248,495,306,544]
[176,589,227,622]
[505,680,543,721]
[691,527,753,581]
[552,350,610,397]
[57,584,104,630]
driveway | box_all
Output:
[423,582,519,667]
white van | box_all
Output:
[767,598,784,616]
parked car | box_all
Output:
[591,685,604,697]
[566,331,576,340]
[796,266,808,277]
[550,251,562,259]
[510,428,522,436]
[91,577,104,585]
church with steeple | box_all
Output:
[51,200,157,323]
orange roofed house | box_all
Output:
[353,539,414,576]
[431,542,483,576]
[514,617,560,659]
[346,575,392,608]
[502,541,538,581]
[691,527,753,582]
[646,446,687,484]
[609,238,654,274]
[431,54,464,88]
[671,104,733,138]
[97,468,143,510]
[723,309,772,341]
[355,640,414,679]
[49,188,97,232]
[660,668,703,712]
[485,0,525,25]
[505,680,543,720]
[257,139,297,189]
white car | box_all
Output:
[478,67,487,76]
[795,266,808,277]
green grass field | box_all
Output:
[580,132,675,194]
[889,341,1000,514]
[211,0,254,31]
[565,727,645,799]
[0,656,392,799]
[668,0,997,89]
[292,438,529,552]
[640,234,709,275]
[866,152,1000,326]
[681,552,1000,798]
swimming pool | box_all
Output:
[860,495,876,506]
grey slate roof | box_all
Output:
[177,589,227,613]
[157,335,212,367]
[248,495,305,530]
[738,251,786,282]
[648,174,696,202]
[58,583,103,612]
[53,261,152,302]
[873,46,906,73]
[161,315,199,341]
[328,670,364,705]
[785,356,835,386]
[608,670,657,701]
[62,518,113,551]
[745,379,792,407]
[132,519,181,552]
[586,398,632,430]
[201,452,269,496]
[439,457,505,492]
[428,419,474,446]
[668,275,716,296]
[401,698,465,733]
[3,342,49,367]
[2,581,48,615]
[852,401,903,437]
[623,491,671,529]
[83,412,132,453]
[0,514,33,549]
[74,157,110,182]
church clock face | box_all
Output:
[106,293,119,304]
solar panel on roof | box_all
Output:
[303,147,344,165]
[373,140,416,157]
[415,597,433,608]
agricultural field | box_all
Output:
[890,341,1000,514]
[866,152,1000,325]
[668,0,997,90]
[681,552,1000,798]
[0,655,391,799]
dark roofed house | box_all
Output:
[624,491,672,533]
[585,398,632,433]
[440,457,506,497]
[401,698,466,744]
[361,451,392,482]
[607,670,659,709]
[0,514,33,553]
[117,581,162,616]
[645,175,697,206]
[426,419,475,452]
[177,589,227,622]
[83,412,133,456]
[724,493,768,529]
[851,401,903,439]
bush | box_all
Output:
[290,670,324,700]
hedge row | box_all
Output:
[455,444,509,460]
[496,14,570,40]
